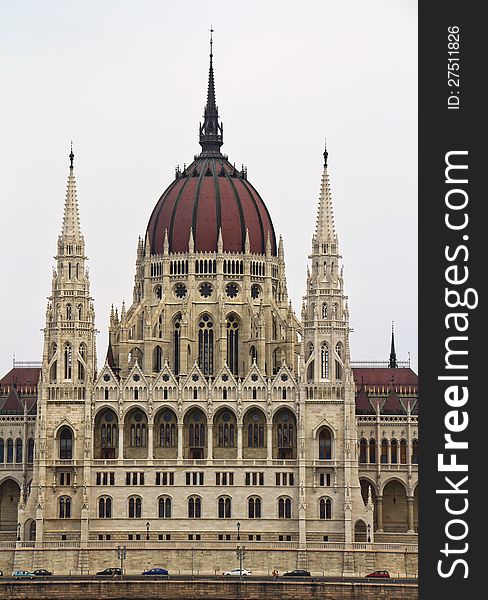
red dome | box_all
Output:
[147,156,277,255]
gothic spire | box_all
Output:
[389,321,398,368]
[61,143,83,241]
[314,140,337,246]
[199,27,223,155]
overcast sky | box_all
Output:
[0,0,417,374]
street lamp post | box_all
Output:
[236,521,240,541]
[146,521,150,540]
[235,545,246,582]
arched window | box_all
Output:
[173,317,181,375]
[216,411,235,448]
[391,439,398,464]
[226,315,239,375]
[319,429,332,460]
[400,439,407,464]
[6,439,14,463]
[0,439,4,462]
[99,497,112,518]
[322,303,328,319]
[159,415,176,448]
[66,304,72,320]
[128,497,142,518]
[188,497,201,518]
[79,343,86,360]
[158,497,172,518]
[218,497,232,519]
[198,314,214,375]
[381,439,388,464]
[412,439,418,464]
[15,438,22,463]
[369,439,376,464]
[248,497,261,519]
[59,428,73,459]
[64,343,72,379]
[78,360,85,382]
[359,438,367,463]
[59,496,72,518]
[153,346,163,373]
[278,497,292,519]
[320,343,329,379]
[77,304,82,320]
[250,345,257,364]
[319,498,332,519]
[335,343,343,380]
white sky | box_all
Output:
[0,0,417,374]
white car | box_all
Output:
[223,568,252,577]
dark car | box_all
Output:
[32,569,53,577]
[365,570,390,578]
[95,567,122,577]
[283,569,311,577]
[141,567,169,577]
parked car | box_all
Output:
[141,567,169,577]
[32,569,53,577]
[283,569,311,577]
[365,570,390,578]
[12,570,35,579]
[95,567,122,577]
[223,568,252,576]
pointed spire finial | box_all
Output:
[389,321,398,368]
[69,141,74,170]
[323,138,328,167]
[199,28,223,155]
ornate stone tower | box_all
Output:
[24,148,96,544]
[301,145,372,550]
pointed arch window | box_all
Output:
[319,428,332,460]
[59,496,72,518]
[320,343,329,379]
[226,315,239,375]
[15,438,22,463]
[188,496,201,518]
[381,439,388,464]
[158,496,172,518]
[198,315,214,375]
[248,497,261,519]
[59,428,73,459]
[391,439,398,464]
[0,439,4,462]
[278,497,292,519]
[173,317,181,375]
[153,345,163,373]
[160,416,176,448]
[128,496,142,518]
[400,439,407,464]
[319,497,332,519]
[77,304,83,320]
[412,439,418,464]
[359,438,367,463]
[99,497,112,518]
[369,439,376,463]
[64,343,72,379]
[218,497,232,519]
[66,304,72,320]
[6,439,13,463]
[322,303,328,319]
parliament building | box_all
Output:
[0,41,418,576]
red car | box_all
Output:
[365,570,390,578]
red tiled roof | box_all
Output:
[352,367,418,390]
[0,367,41,389]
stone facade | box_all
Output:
[0,50,417,576]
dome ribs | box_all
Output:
[148,177,183,254]
[170,168,198,253]
[221,160,247,253]
[238,176,266,254]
